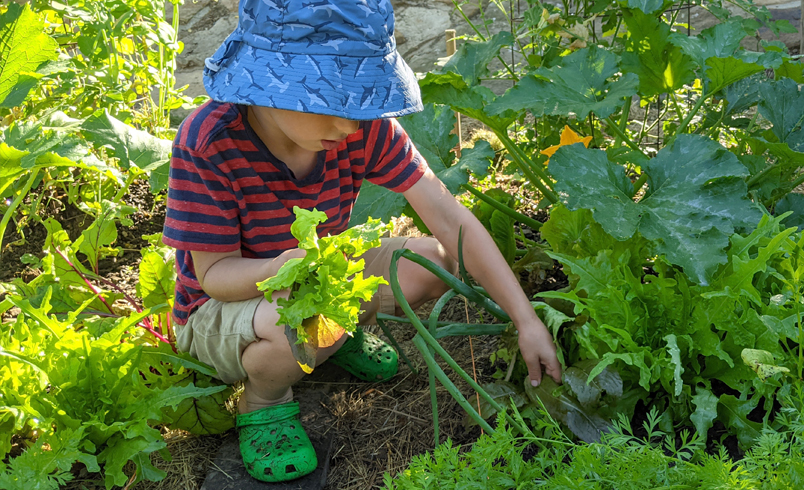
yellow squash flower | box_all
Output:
[540,125,593,161]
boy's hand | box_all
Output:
[273,248,307,267]
[515,318,563,387]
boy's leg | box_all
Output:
[358,236,458,325]
[240,289,348,413]
[240,236,455,409]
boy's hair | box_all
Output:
[203,0,422,120]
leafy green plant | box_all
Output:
[24,0,193,133]
[257,206,391,373]
[535,209,804,446]
[0,2,175,255]
[386,397,804,489]
[0,219,234,488]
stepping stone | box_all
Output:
[201,431,334,490]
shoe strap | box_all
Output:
[332,328,365,359]
[236,400,299,429]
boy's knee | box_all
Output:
[408,237,456,271]
[406,237,456,297]
[252,290,290,341]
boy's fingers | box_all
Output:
[525,355,543,387]
[545,356,563,384]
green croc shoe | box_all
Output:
[236,401,317,483]
[329,329,398,382]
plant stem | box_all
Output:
[428,290,459,445]
[631,172,649,198]
[463,184,543,230]
[673,93,711,138]
[612,96,633,149]
[450,0,519,81]
[605,117,649,158]
[0,169,40,254]
[497,132,559,204]
[796,281,803,379]
[670,91,685,122]
[705,101,727,139]
[55,249,116,316]
[746,109,760,134]
[746,161,781,188]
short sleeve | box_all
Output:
[162,144,241,252]
[363,118,428,192]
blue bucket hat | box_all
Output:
[203,0,423,120]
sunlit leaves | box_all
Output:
[81,110,172,191]
[420,71,515,132]
[488,46,638,120]
[669,18,747,68]
[0,3,58,106]
[620,9,696,97]
[705,56,764,95]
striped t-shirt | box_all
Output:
[163,100,427,325]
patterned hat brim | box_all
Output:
[204,39,423,120]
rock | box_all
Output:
[201,432,334,490]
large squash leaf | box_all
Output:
[161,371,234,435]
[487,46,639,120]
[620,9,696,97]
[758,78,804,153]
[549,135,762,285]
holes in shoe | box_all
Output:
[264,467,273,476]
[286,464,297,474]
[270,429,277,435]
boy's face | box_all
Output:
[254,106,360,153]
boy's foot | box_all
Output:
[328,329,398,382]
[237,401,317,483]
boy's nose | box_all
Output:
[334,117,359,136]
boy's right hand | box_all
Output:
[270,248,307,274]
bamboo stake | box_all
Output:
[446,29,462,158]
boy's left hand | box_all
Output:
[516,320,562,387]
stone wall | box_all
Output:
[167,0,801,102]
[167,0,480,101]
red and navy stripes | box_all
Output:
[163,100,426,324]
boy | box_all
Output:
[163,0,561,483]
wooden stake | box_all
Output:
[446,29,462,158]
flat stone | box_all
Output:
[201,431,334,490]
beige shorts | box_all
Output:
[174,237,410,384]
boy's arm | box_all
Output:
[192,248,306,303]
[403,169,562,386]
